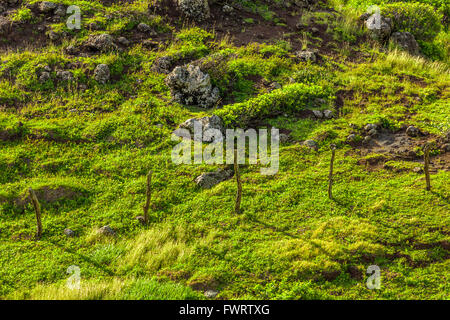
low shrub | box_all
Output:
[381,2,442,41]
[215,83,333,127]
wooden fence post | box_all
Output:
[29,188,42,239]
[424,144,431,191]
[328,144,336,199]
[234,149,242,214]
[143,171,153,224]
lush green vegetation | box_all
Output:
[0,0,448,300]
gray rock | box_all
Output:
[64,228,75,237]
[39,1,57,13]
[65,45,79,55]
[406,126,420,137]
[312,110,323,119]
[165,65,220,108]
[39,72,51,83]
[117,36,130,46]
[279,133,290,143]
[152,56,174,74]
[296,50,316,62]
[364,123,378,132]
[368,129,378,136]
[413,167,423,174]
[223,5,233,14]
[137,23,156,35]
[94,64,110,84]
[390,32,420,56]
[204,290,219,298]
[347,134,357,142]
[86,33,117,52]
[195,169,234,189]
[177,115,224,143]
[363,135,372,143]
[179,0,210,21]
[135,216,146,224]
[98,225,116,236]
[303,139,318,149]
[269,82,282,91]
[323,110,333,119]
[365,14,392,41]
[48,31,59,41]
[56,70,73,82]
[54,5,66,17]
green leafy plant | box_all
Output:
[381,2,442,41]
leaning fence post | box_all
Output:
[328,144,336,199]
[143,171,153,224]
[234,149,242,214]
[29,188,42,239]
[423,144,431,191]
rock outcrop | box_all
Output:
[165,65,220,108]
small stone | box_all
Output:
[48,31,59,41]
[135,216,146,224]
[222,5,233,14]
[94,64,110,84]
[312,110,323,118]
[39,72,51,83]
[279,133,290,143]
[413,167,423,174]
[296,50,316,62]
[86,33,117,52]
[204,290,218,298]
[406,126,420,137]
[347,134,357,142]
[323,110,333,119]
[117,36,130,46]
[54,5,66,17]
[368,129,378,136]
[65,45,79,55]
[303,139,318,149]
[363,135,372,143]
[98,225,116,236]
[56,70,73,82]
[195,169,234,189]
[64,228,75,237]
[39,1,57,13]
[364,124,377,132]
[137,23,156,35]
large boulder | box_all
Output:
[177,115,224,142]
[390,32,420,56]
[178,0,210,21]
[165,65,220,108]
[365,14,393,41]
[195,169,234,189]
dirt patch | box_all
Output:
[353,130,449,172]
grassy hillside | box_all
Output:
[0,0,448,300]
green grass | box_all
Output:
[0,0,449,300]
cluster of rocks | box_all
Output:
[38,63,111,85]
[165,65,220,108]
[361,13,420,56]
[312,109,333,119]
